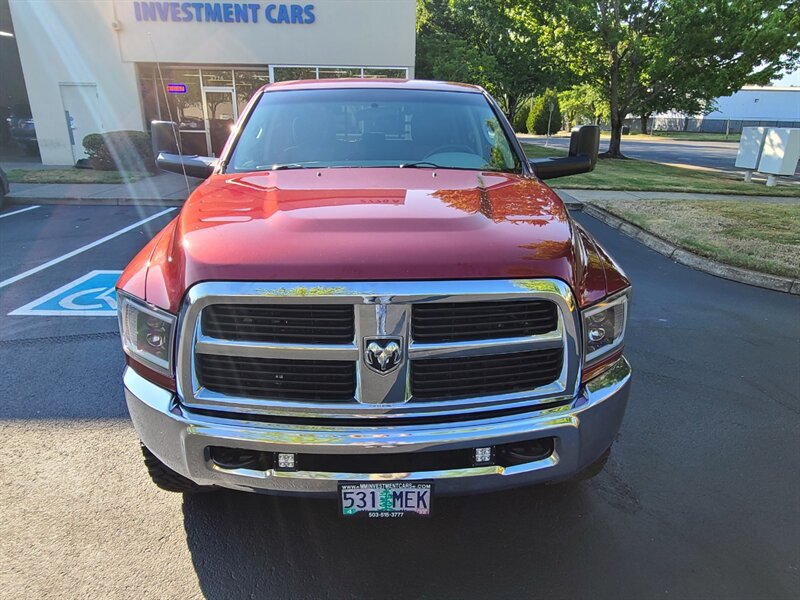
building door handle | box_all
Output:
[65,111,75,145]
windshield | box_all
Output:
[226,88,522,173]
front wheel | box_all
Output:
[573,447,612,481]
[140,443,215,494]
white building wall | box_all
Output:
[9,0,143,165]
[9,0,417,165]
[115,0,417,68]
[705,87,800,121]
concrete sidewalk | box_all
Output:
[3,171,202,206]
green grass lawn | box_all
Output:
[7,168,154,184]
[521,142,800,197]
[648,131,740,143]
[593,200,800,279]
[520,131,740,143]
[601,131,740,143]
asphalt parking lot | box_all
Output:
[1,203,798,599]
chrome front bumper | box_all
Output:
[124,357,631,496]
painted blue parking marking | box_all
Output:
[9,270,123,317]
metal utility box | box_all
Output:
[735,127,767,169]
[758,128,800,176]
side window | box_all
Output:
[483,117,516,171]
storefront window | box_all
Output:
[162,68,204,131]
[270,66,409,84]
[139,74,161,130]
[235,70,270,113]
[318,67,362,79]
[272,66,317,82]
[202,69,233,87]
[364,68,408,79]
[136,64,411,156]
[179,131,209,156]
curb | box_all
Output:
[554,190,584,211]
[581,203,800,295]
[6,196,184,207]
[554,188,800,204]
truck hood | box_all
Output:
[139,168,617,312]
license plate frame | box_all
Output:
[338,481,433,518]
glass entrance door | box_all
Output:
[203,87,237,157]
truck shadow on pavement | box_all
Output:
[182,477,629,599]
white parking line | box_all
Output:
[0,205,40,219]
[0,208,176,289]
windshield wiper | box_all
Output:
[398,161,443,169]
[254,163,309,171]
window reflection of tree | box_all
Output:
[206,93,232,120]
[163,70,203,130]
[516,239,572,260]
[433,179,561,227]
[484,118,517,171]
[235,71,270,113]
[272,67,317,82]
[139,77,160,130]
[364,68,407,79]
[319,67,361,79]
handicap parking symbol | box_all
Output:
[9,270,122,317]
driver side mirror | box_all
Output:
[528,125,600,180]
[151,120,217,179]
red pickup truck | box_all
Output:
[118,79,631,517]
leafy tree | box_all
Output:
[633,1,800,136]
[526,89,562,134]
[559,84,610,128]
[512,99,531,132]
[543,0,800,156]
[416,0,570,123]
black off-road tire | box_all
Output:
[573,447,612,481]
[141,443,215,494]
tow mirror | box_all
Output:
[529,125,600,180]
[151,120,217,179]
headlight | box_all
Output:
[582,289,629,365]
[117,291,177,376]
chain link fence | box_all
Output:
[623,117,800,135]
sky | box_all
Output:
[773,70,800,86]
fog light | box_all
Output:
[474,447,493,465]
[500,438,554,466]
[277,453,296,470]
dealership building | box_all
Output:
[7,0,416,165]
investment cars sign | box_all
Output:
[133,2,316,24]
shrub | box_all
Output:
[82,130,156,172]
[512,101,531,133]
[526,90,562,135]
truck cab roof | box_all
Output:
[262,78,485,94]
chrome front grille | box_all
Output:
[410,348,564,401]
[196,354,357,402]
[411,300,558,343]
[177,280,581,420]
[201,303,355,343]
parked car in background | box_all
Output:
[5,104,38,155]
[0,107,10,145]
[0,167,9,208]
[119,79,631,518]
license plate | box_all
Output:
[339,482,432,518]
